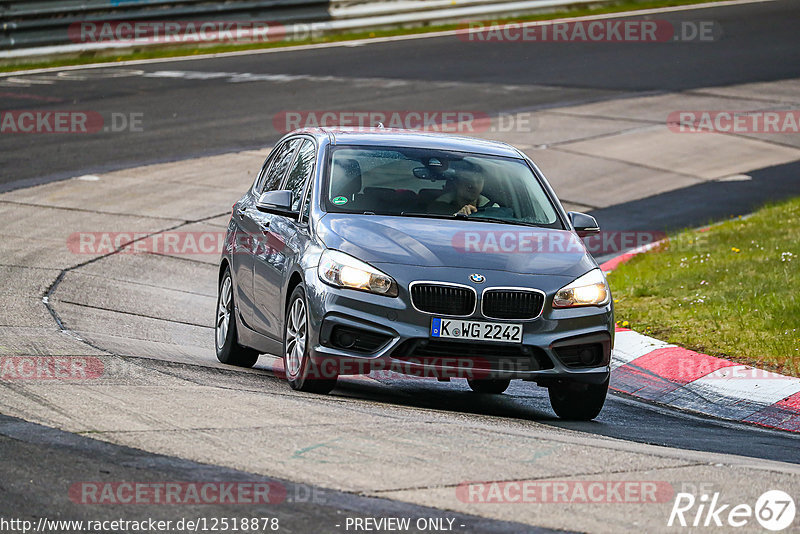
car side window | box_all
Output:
[302,181,314,220]
[256,139,301,194]
[282,139,316,213]
[253,154,275,193]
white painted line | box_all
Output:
[600,237,667,273]
[689,365,800,405]
[716,174,753,182]
[0,0,778,77]
[611,329,675,368]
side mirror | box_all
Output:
[256,190,292,212]
[568,211,600,237]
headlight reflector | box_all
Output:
[318,249,398,297]
[553,269,610,308]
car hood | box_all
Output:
[316,213,597,277]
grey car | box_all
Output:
[216,128,613,420]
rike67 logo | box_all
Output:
[668,489,795,531]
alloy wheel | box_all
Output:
[285,297,307,378]
[216,276,232,349]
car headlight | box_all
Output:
[552,269,610,308]
[318,249,398,297]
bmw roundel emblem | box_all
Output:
[469,273,486,284]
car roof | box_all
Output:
[292,127,525,159]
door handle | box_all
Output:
[257,220,270,232]
[236,207,247,218]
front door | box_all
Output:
[252,138,316,340]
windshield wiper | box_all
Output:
[399,212,458,220]
[466,216,544,228]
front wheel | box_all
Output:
[283,285,338,394]
[215,267,259,367]
[548,378,608,420]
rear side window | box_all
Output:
[256,139,301,194]
[283,139,316,212]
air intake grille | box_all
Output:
[410,284,475,316]
[392,339,553,372]
[482,289,544,320]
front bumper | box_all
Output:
[303,264,613,385]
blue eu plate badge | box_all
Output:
[431,317,442,337]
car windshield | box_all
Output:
[325,146,562,228]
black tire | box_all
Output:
[215,266,259,368]
[467,378,511,394]
[283,284,338,394]
[548,378,608,420]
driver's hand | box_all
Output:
[455,204,478,216]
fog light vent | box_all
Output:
[554,343,603,368]
[328,325,391,354]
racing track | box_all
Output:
[1,1,800,532]
[2,0,800,189]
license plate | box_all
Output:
[431,318,522,344]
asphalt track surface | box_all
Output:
[1,0,800,188]
[0,412,554,534]
[1,0,800,531]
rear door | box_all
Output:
[252,137,317,340]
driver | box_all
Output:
[428,171,497,216]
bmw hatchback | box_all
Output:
[216,128,613,420]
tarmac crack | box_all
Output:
[40,211,228,355]
[545,106,800,153]
[556,198,601,210]
[684,88,800,105]
[135,251,218,266]
[366,462,708,495]
[76,422,342,436]
[57,270,215,298]
[55,300,212,329]
[548,145,708,182]
[544,123,663,148]
[0,199,184,222]
[543,109,660,125]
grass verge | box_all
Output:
[608,197,800,377]
[1,0,729,73]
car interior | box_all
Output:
[327,149,559,226]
